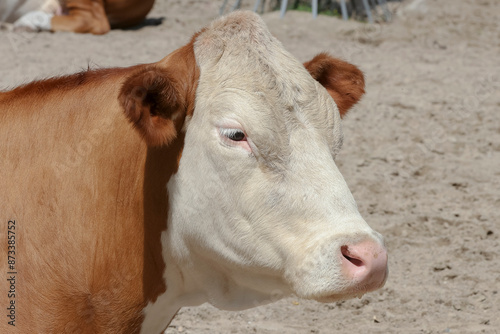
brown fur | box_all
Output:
[304,53,365,117]
[0,35,197,333]
[51,0,155,34]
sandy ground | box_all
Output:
[1,0,499,333]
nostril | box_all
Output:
[341,245,364,267]
[340,241,388,293]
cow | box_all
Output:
[0,0,154,34]
[0,11,388,334]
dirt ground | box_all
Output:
[1,0,499,333]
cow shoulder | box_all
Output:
[304,53,365,117]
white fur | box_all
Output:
[141,12,384,333]
[13,10,52,30]
[0,0,59,23]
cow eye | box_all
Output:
[220,128,246,142]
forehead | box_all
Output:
[193,13,339,132]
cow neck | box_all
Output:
[140,133,184,304]
[138,39,200,330]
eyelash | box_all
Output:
[219,128,246,142]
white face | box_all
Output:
[164,13,387,310]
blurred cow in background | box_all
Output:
[0,0,154,34]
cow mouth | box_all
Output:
[313,290,368,303]
[311,268,388,304]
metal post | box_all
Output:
[253,0,263,13]
[361,0,373,24]
[280,0,288,18]
[220,0,229,15]
[340,0,348,20]
[377,0,392,21]
[312,0,318,18]
[231,0,242,11]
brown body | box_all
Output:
[0,39,197,333]
[53,0,155,34]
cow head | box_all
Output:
[119,11,387,315]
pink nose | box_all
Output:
[340,240,388,292]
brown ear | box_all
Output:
[304,53,365,118]
[119,39,199,147]
[119,67,185,147]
